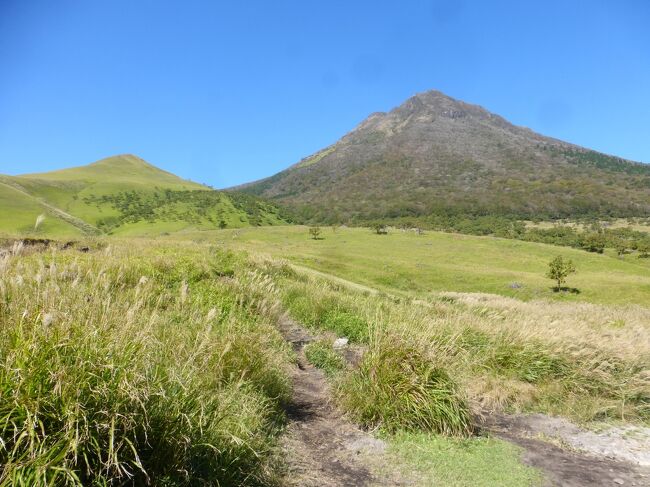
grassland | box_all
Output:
[0,238,556,486]
[200,225,650,306]
[2,223,648,485]
[0,239,297,485]
[191,225,650,425]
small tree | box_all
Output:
[546,256,576,291]
[371,222,388,235]
[219,219,227,229]
[309,226,322,240]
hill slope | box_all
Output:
[0,180,83,236]
[0,155,288,236]
[238,90,650,222]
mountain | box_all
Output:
[238,90,650,223]
[0,155,287,237]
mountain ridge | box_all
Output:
[237,89,650,222]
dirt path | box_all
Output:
[277,315,415,487]
[486,415,650,487]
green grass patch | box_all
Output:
[387,432,542,487]
[304,340,346,376]
[281,285,370,343]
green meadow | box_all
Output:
[199,225,650,306]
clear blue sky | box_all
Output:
[1,0,649,188]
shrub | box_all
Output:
[371,222,388,235]
[337,337,472,436]
[486,339,570,383]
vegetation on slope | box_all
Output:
[0,181,83,237]
[0,240,292,485]
[261,259,649,425]
[240,90,650,222]
[84,188,288,233]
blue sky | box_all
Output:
[1,0,649,187]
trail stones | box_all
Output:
[333,337,349,349]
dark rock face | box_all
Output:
[238,90,650,222]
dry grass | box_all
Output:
[436,292,650,362]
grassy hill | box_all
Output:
[238,90,650,223]
[0,155,288,237]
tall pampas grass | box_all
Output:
[34,213,46,230]
[0,240,293,485]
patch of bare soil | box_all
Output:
[277,316,416,487]
[486,414,650,487]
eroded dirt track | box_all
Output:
[487,415,650,487]
[277,316,415,487]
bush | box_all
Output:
[486,339,570,383]
[337,337,472,436]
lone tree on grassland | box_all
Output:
[546,256,576,291]
[309,226,322,240]
[371,222,388,235]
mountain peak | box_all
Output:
[241,89,650,221]
[91,154,153,168]
[20,154,207,190]
[395,90,495,121]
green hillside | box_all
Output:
[0,155,288,237]
[0,180,83,237]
